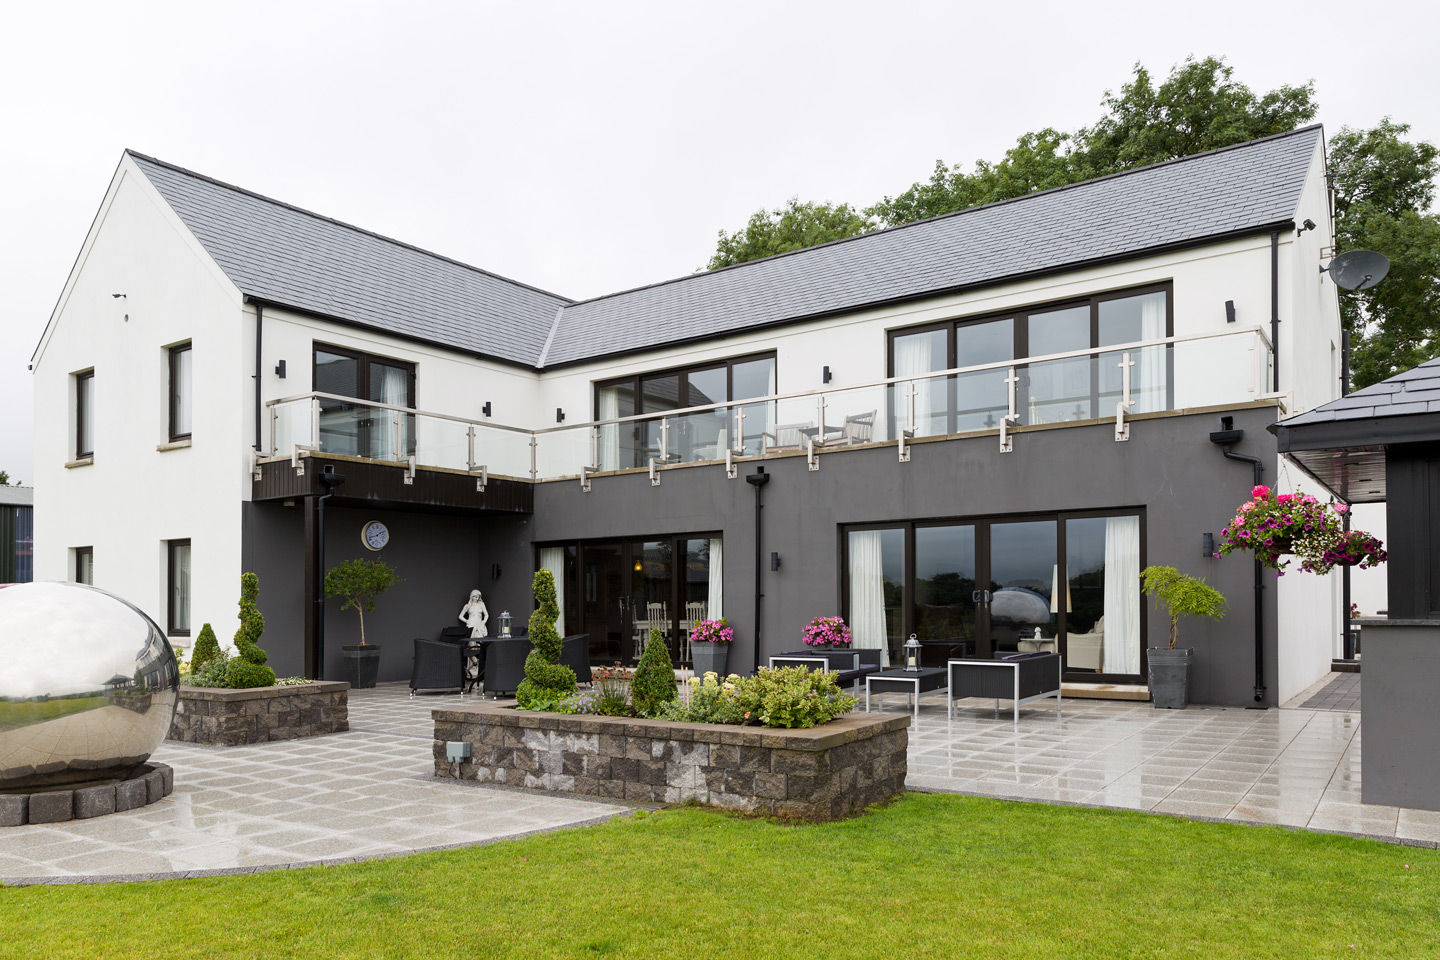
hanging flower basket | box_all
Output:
[1218,485,1385,575]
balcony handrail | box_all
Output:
[533,323,1274,436]
[264,324,1272,441]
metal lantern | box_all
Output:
[500,611,512,637]
[904,633,922,672]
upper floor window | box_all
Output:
[594,353,776,469]
[74,369,94,459]
[169,342,193,441]
[313,344,415,461]
[888,285,1172,437]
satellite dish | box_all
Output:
[1321,250,1390,291]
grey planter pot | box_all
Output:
[1148,647,1192,709]
[690,643,730,677]
[341,644,382,689]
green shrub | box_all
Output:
[190,652,231,688]
[516,570,576,708]
[731,666,856,728]
[225,660,276,689]
[324,557,400,646]
[1140,565,1227,649]
[631,629,678,716]
[223,572,276,687]
[654,672,744,724]
[190,623,221,675]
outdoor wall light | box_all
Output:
[1203,532,1216,557]
[556,408,565,423]
[770,551,781,571]
[482,401,492,418]
[1225,300,1236,324]
[491,563,502,581]
[823,365,833,384]
[275,359,287,379]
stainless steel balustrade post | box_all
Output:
[1115,350,1135,442]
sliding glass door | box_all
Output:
[843,510,1145,681]
[313,344,416,460]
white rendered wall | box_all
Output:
[1272,460,1344,701]
[1348,503,1388,617]
[31,158,247,649]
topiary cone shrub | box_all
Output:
[631,628,678,716]
[516,569,576,708]
[190,622,221,676]
[225,572,277,688]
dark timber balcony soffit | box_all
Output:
[252,455,532,515]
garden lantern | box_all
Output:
[904,633,921,672]
[500,611,512,638]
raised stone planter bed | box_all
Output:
[168,681,348,746]
[432,702,908,820]
[1,762,173,827]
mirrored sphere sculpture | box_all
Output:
[0,582,179,791]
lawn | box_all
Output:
[2,792,1436,959]
[0,696,108,731]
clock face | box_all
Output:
[362,521,389,551]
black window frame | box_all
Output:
[167,538,192,638]
[839,507,1148,684]
[75,368,94,459]
[312,342,418,459]
[168,342,193,442]
[73,546,93,585]
[886,282,1174,434]
[592,351,777,469]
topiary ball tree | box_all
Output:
[190,622,220,676]
[631,628,677,716]
[516,569,576,708]
[226,572,276,688]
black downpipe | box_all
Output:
[1210,422,1267,705]
[314,465,345,680]
[253,301,264,451]
[745,466,770,673]
[1270,231,1280,392]
[1339,329,1355,660]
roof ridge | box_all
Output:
[124,149,574,305]
[537,305,564,368]
[561,124,1324,310]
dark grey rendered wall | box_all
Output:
[532,405,1282,707]
[241,502,534,683]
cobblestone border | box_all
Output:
[1,762,173,828]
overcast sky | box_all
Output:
[2,0,1436,484]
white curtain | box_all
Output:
[894,335,943,438]
[597,387,620,471]
[1135,292,1167,413]
[707,538,723,619]
[848,531,889,667]
[539,547,566,635]
[1102,516,1140,674]
[373,365,408,460]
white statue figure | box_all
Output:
[459,589,490,639]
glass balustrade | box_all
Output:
[265,327,1273,484]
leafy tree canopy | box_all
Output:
[704,56,1438,388]
[0,471,13,485]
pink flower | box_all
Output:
[1252,485,1270,499]
[1277,494,1293,503]
[1335,504,1349,514]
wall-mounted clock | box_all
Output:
[361,520,390,552]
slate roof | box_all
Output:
[1279,356,1440,427]
[127,126,1321,370]
[541,126,1320,366]
[127,152,571,367]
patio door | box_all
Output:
[312,344,415,460]
[581,543,632,665]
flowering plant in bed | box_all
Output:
[690,618,734,644]
[802,615,852,647]
[1218,485,1385,574]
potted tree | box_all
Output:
[689,618,734,676]
[324,557,400,689]
[1141,565,1227,709]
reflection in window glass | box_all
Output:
[892,328,948,438]
[596,381,636,471]
[915,525,977,647]
[988,520,1057,654]
[1065,516,1141,675]
[954,319,1013,431]
[1098,291,1168,414]
[1026,305,1091,424]
[848,528,906,666]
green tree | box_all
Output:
[324,557,399,646]
[226,572,276,688]
[707,198,874,270]
[516,569,576,709]
[1140,566,1227,650]
[0,470,12,485]
[1329,119,1440,388]
[190,622,221,676]
[630,628,677,716]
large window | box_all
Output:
[73,546,93,585]
[74,369,94,459]
[169,342,193,441]
[888,285,1171,436]
[595,354,776,469]
[313,344,416,460]
[547,534,722,665]
[843,510,1144,680]
[167,539,191,637]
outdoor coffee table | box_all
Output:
[865,667,947,720]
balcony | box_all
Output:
[257,325,1276,497]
